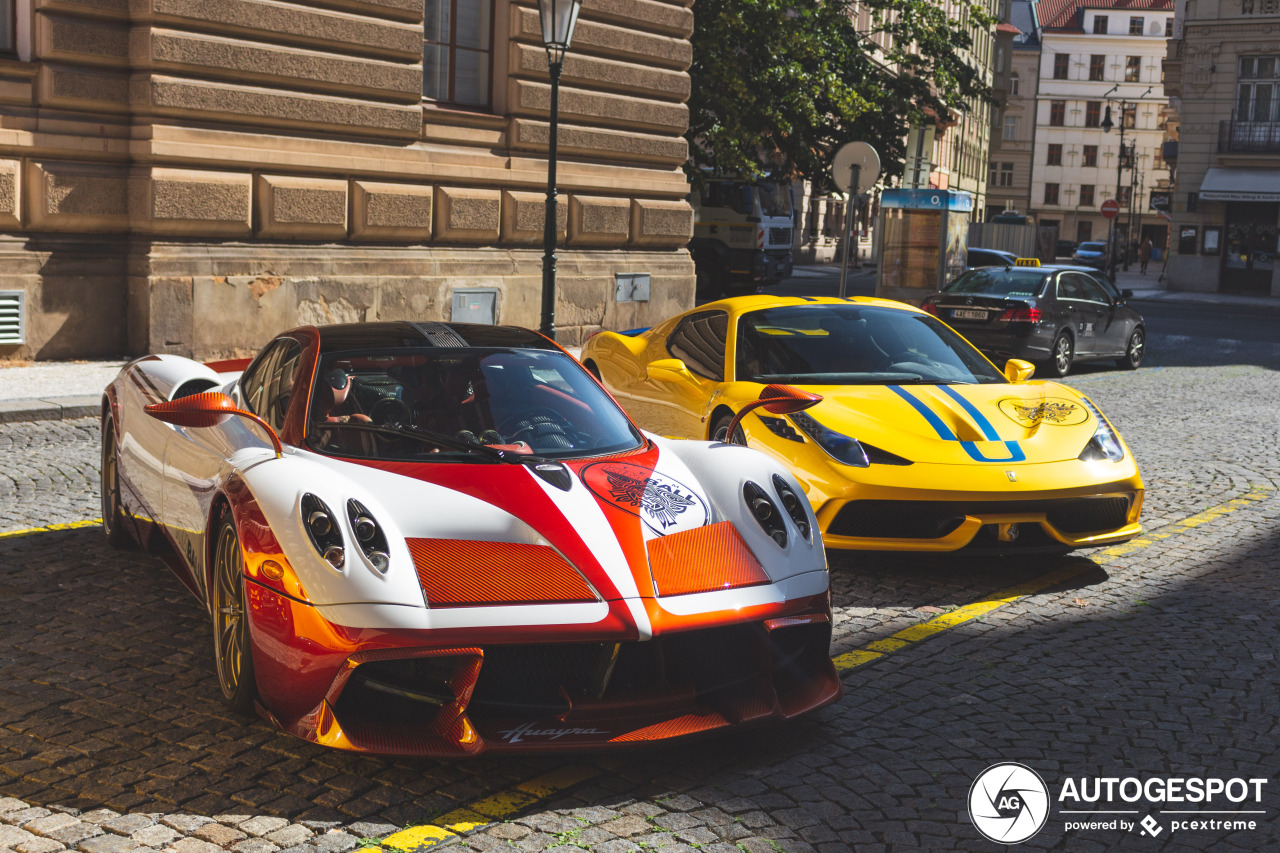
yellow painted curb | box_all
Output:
[0,518,102,540]
[379,766,601,851]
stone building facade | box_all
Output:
[1164,0,1280,296]
[1031,0,1174,250]
[0,0,695,359]
[987,0,1041,220]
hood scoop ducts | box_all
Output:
[530,461,574,491]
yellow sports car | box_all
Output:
[581,296,1143,553]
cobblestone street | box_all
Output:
[2,346,1278,850]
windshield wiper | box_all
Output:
[316,421,539,464]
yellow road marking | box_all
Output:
[378,766,600,851]
[0,518,102,540]
[833,484,1274,674]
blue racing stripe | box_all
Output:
[891,384,1026,462]
[938,385,1001,441]
[888,385,957,440]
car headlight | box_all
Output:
[301,493,345,569]
[347,499,391,573]
[1077,398,1125,462]
[789,411,869,467]
[744,481,787,548]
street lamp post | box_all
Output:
[536,0,583,340]
[1100,85,1152,280]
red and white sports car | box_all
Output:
[100,322,839,755]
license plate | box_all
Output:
[951,309,988,320]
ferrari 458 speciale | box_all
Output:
[581,296,1144,554]
[100,321,840,755]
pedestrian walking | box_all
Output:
[1139,237,1153,274]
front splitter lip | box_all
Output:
[812,473,1145,552]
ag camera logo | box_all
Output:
[969,763,1050,844]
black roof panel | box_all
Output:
[315,322,556,353]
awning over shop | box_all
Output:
[1200,167,1280,201]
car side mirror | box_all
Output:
[146,392,283,457]
[1004,359,1035,383]
[1121,289,1133,299]
[646,358,695,384]
[724,384,823,446]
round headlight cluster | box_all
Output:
[743,481,787,548]
[301,493,345,569]
[772,475,811,542]
[347,499,391,573]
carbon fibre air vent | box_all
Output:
[411,321,469,347]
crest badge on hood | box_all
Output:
[580,461,709,535]
[998,397,1089,427]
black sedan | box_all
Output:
[922,265,1145,377]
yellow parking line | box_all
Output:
[377,765,600,851]
[833,484,1274,674]
[0,518,102,540]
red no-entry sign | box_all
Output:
[1101,199,1120,219]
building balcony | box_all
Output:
[1219,120,1280,153]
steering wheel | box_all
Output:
[497,406,578,450]
[369,397,412,426]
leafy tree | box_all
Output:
[687,0,996,191]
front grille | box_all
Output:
[768,227,792,245]
[828,496,1132,539]
[332,622,833,729]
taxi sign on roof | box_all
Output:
[1014,258,1041,267]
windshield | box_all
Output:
[306,348,642,461]
[736,305,1005,386]
[1079,242,1107,252]
[944,269,1050,297]
[756,182,793,218]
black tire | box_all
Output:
[211,512,257,715]
[1117,327,1144,370]
[710,411,746,446]
[1045,331,1074,378]
[100,418,133,549]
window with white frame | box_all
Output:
[1237,56,1280,122]
[424,0,492,108]
[1004,115,1018,140]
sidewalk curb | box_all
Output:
[0,395,101,425]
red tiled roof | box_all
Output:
[997,22,1022,34]
[1040,0,1173,31]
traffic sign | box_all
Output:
[831,142,880,196]
[1101,199,1120,219]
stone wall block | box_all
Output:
[144,30,422,101]
[511,42,689,101]
[630,198,692,247]
[0,160,21,229]
[36,0,130,19]
[147,0,422,58]
[352,181,433,241]
[568,195,630,246]
[27,161,129,232]
[513,79,688,134]
[510,118,688,165]
[256,175,348,239]
[37,14,129,67]
[501,190,566,244]
[37,64,130,112]
[139,76,423,137]
[133,168,253,237]
[513,6,691,69]
[434,187,501,244]
[580,0,695,37]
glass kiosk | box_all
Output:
[874,189,973,304]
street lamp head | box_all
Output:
[1101,105,1113,133]
[538,0,583,65]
